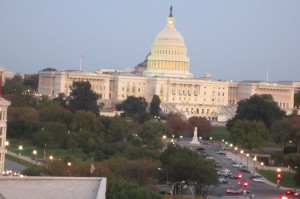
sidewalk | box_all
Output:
[6,151,41,166]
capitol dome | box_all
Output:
[144,6,192,78]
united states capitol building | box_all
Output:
[38,7,298,122]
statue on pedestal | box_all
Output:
[190,127,200,145]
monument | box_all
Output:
[190,127,200,145]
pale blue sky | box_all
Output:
[1,0,300,81]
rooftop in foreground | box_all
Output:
[0,176,106,199]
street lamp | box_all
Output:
[240,150,244,164]
[33,150,37,165]
[5,141,9,148]
[158,167,169,185]
[261,162,264,170]
[18,145,23,162]
[246,153,249,169]
[234,147,238,161]
[253,155,257,170]
[67,162,72,176]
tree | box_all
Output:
[53,93,68,108]
[227,94,286,130]
[149,95,161,117]
[166,112,189,136]
[160,145,218,196]
[188,116,212,137]
[138,121,170,149]
[39,104,73,126]
[7,106,40,138]
[271,120,293,154]
[295,166,300,187]
[106,180,161,199]
[288,116,300,153]
[68,81,100,115]
[23,74,39,91]
[230,120,269,151]
[117,96,148,117]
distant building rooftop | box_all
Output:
[0,177,106,199]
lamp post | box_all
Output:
[240,150,244,164]
[32,150,37,165]
[253,155,257,170]
[5,141,9,148]
[246,153,249,169]
[158,167,169,185]
[18,145,23,162]
[261,162,264,170]
[67,162,72,176]
[234,147,238,162]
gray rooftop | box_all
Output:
[0,177,106,199]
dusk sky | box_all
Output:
[1,1,299,81]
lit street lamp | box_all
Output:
[5,141,9,148]
[253,155,257,170]
[246,153,249,169]
[158,167,169,185]
[67,162,72,176]
[18,145,23,162]
[240,150,244,164]
[234,147,238,161]
[33,150,37,165]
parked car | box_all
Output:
[252,178,264,183]
[239,167,250,173]
[249,175,262,180]
[232,163,244,168]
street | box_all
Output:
[175,138,288,198]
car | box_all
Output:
[216,150,226,155]
[249,175,262,180]
[218,177,228,184]
[252,178,264,183]
[229,174,239,179]
[285,189,300,197]
[214,163,222,168]
[239,167,251,173]
[232,163,244,168]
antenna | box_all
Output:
[80,55,83,71]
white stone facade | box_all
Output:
[38,8,296,122]
[0,99,11,175]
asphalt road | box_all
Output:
[4,159,26,172]
[203,142,287,198]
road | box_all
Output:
[4,159,26,172]
[175,139,289,198]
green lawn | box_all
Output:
[257,169,298,188]
[7,139,87,163]
[210,126,231,141]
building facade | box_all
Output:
[38,7,296,122]
[0,67,11,175]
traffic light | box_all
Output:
[277,172,281,179]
